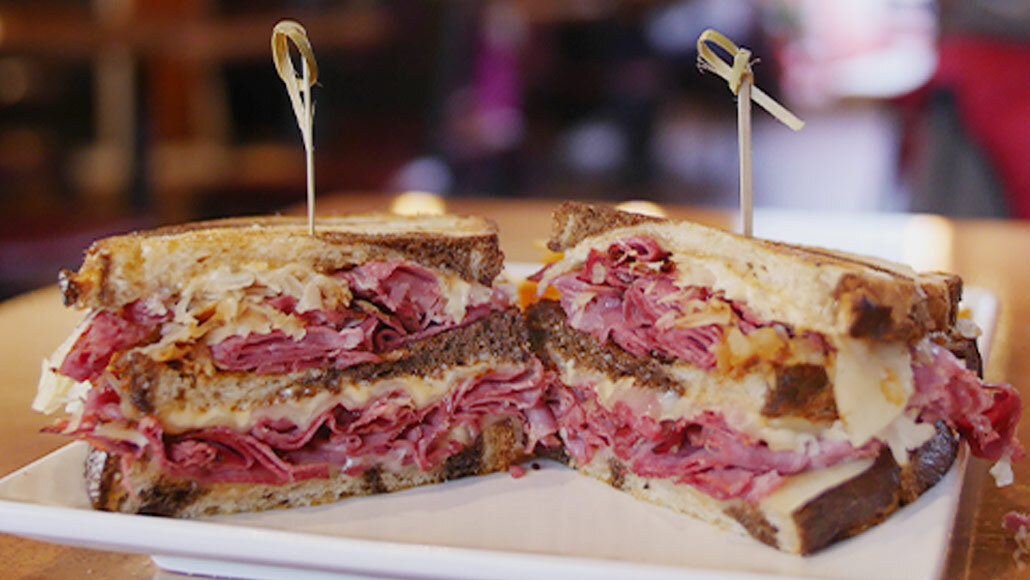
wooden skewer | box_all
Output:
[272,20,319,235]
[696,29,803,238]
[737,77,753,238]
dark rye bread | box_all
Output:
[576,421,957,555]
[547,201,663,252]
[116,308,533,420]
[526,300,682,394]
[546,201,961,343]
[61,214,504,310]
[86,416,529,517]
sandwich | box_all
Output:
[525,201,1022,554]
[32,214,543,517]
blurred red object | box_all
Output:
[934,36,1030,217]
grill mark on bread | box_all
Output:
[526,300,682,394]
[848,296,895,340]
[609,458,627,490]
[443,435,484,480]
[96,252,113,307]
[834,273,935,343]
[138,480,202,516]
[362,467,388,494]
[763,364,838,421]
[725,503,779,548]
[124,355,159,414]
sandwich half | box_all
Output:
[33,214,543,517]
[526,201,1022,554]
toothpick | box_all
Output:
[272,20,319,235]
[697,29,803,238]
[737,75,753,237]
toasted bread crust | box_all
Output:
[62,214,504,310]
[116,308,533,420]
[545,202,960,343]
[87,416,528,517]
[548,201,663,252]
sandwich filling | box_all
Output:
[35,260,545,487]
[50,260,508,383]
[531,235,1022,503]
[53,361,543,486]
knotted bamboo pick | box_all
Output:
[272,20,319,235]
[697,29,804,237]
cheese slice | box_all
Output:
[832,337,913,447]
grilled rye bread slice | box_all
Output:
[61,214,504,311]
[545,201,960,344]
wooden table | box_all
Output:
[1,195,1027,579]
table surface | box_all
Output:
[1,195,1028,579]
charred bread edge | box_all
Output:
[120,307,533,417]
[61,215,504,308]
[86,416,528,517]
[546,201,959,343]
[547,201,663,252]
[135,214,496,237]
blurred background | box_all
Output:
[0,0,1027,299]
